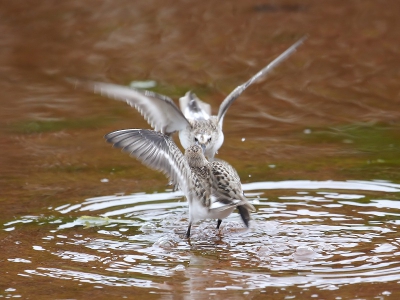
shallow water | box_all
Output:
[3,180,400,298]
[1,0,400,299]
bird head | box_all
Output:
[185,144,208,168]
[190,119,221,160]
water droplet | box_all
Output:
[140,223,156,233]
[154,236,178,249]
[257,246,272,259]
[382,291,391,296]
[172,264,185,271]
[32,245,45,251]
[293,246,316,261]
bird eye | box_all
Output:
[208,137,212,142]
[194,137,198,142]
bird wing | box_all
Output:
[179,91,211,120]
[208,196,242,212]
[105,129,192,195]
[217,36,307,126]
[210,160,256,227]
[211,160,256,212]
[72,80,190,135]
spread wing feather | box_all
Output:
[217,36,307,126]
[105,129,191,195]
[73,80,191,135]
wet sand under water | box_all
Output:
[1,0,400,299]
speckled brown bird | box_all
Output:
[104,129,256,238]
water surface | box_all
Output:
[1,0,400,299]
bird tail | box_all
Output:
[237,205,251,228]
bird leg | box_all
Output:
[216,219,222,229]
[186,222,192,238]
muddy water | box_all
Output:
[1,0,400,299]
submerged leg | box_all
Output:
[216,219,222,229]
[186,222,192,238]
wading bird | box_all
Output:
[73,37,306,160]
[105,129,256,237]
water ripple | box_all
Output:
[4,179,400,292]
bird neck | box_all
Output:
[188,156,208,168]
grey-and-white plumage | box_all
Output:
[104,129,255,237]
[73,37,306,160]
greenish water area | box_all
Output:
[1,1,400,299]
